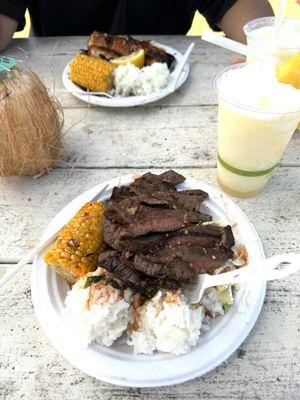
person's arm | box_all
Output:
[0,13,18,51]
[218,0,274,43]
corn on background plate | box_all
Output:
[31,173,266,387]
[62,43,189,107]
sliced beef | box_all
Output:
[173,224,235,249]
[130,171,183,193]
[98,250,152,292]
[134,246,233,280]
[219,225,235,249]
[103,218,165,251]
[88,32,176,69]
[98,250,179,294]
[133,254,194,280]
[117,206,211,238]
[164,234,219,248]
[108,171,206,212]
[105,198,211,239]
[110,186,135,202]
[123,189,207,211]
[158,170,185,185]
[99,170,235,297]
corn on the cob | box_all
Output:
[44,201,105,284]
[70,54,115,92]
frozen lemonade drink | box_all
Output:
[244,17,300,61]
[214,61,300,198]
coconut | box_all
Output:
[0,68,63,177]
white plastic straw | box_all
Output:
[201,32,266,60]
[274,0,287,42]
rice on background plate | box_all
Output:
[113,62,171,97]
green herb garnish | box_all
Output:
[83,275,104,289]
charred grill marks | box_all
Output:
[98,170,235,296]
[87,32,176,70]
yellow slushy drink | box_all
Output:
[244,17,300,61]
[244,17,300,131]
[214,62,300,198]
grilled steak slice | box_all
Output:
[110,206,211,238]
[98,250,152,292]
[103,218,165,251]
[88,32,176,69]
[98,250,178,294]
[219,225,235,249]
[131,170,185,191]
[173,224,235,249]
[124,189,207,211]
[157,170,186,185]
[125,171,207,211]
[105,199,139,225]
[134,254,195,280]
[134,246,233,279]
[100,170,235,293]
[111,186,135,202]
[132,206,211,235]
[106,193,210,223]
[164,234,219,248]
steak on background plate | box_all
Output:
[87,32,176,70]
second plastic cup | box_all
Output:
[244,17,300,61]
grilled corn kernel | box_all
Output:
[44,201,105,284]
[70,54,115,92]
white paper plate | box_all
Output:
[31,174,265,387]
[62,43,189,107]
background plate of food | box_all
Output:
[62,32,190,107]
[31,171,265,387]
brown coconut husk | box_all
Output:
[0,67,63,177]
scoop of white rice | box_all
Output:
[128,290,204,355]
[65,276,132,347]
[113,62,170,97]
[64,268,235,354]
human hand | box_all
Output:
[230,56,246,64]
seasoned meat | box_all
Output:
[88,32,176,69]
[134,246,233,279]
[173,224,235,249]
[219,225,235,249]
[110,186,135,202]
[98,170,236,297]
[105,199,139,225]
[98,249,179,294]
[133,254,194,280]
[123,189,207,211]
[125,171,207,211]
[98,250,151,292]
[164,234,219,248]
[106,205,211,238]
[131,171,184,192]
[103,218,165,251]
[157,170,186,185]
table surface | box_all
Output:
[0,36,300,400]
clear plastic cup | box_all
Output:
[244,17,300,131]
[244,17,300,61]
[214,63,300,198]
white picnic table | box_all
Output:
[0,36,299,400]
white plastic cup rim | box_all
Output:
[213,62,300,116]
[243,16,300,51]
